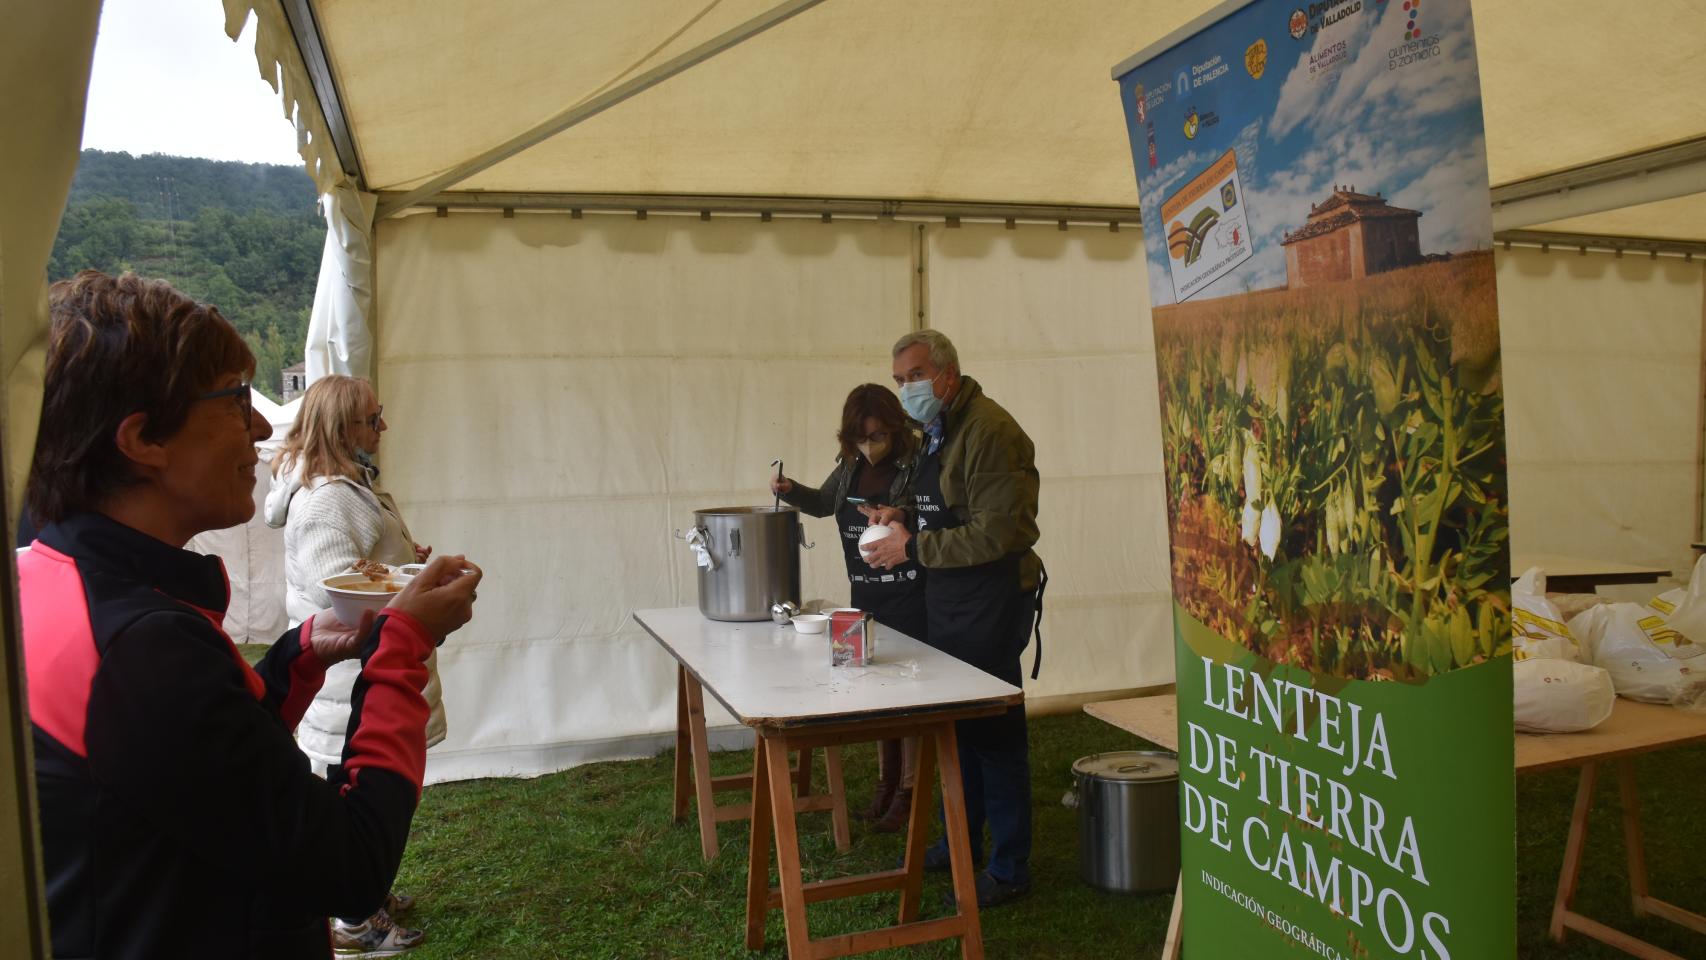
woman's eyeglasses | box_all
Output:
[197,382,252,423]
[361,406,384,430]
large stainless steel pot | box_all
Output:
[1073,750,1180,894]
[676,506,813,621]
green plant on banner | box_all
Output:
[1156,253,1510,680]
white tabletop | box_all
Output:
[634,607,1023,729]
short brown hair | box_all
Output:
[834,384,914,462]
[26,271,254,525]
[273,375,374,484]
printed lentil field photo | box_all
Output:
[1154,251,1510,680]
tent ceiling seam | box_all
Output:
[373,0,834,221]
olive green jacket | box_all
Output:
[916,376,1042,590]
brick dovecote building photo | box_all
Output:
[1280,187,1423,288]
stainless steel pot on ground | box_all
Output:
[676,506,813,621]
[1072,750,1180,894]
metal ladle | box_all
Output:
[771,459,783,511]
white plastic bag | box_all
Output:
[1512,567,1582,662]
[1569,602,1706,704]
[1510,567,1613,731]
[1656,554,1706,643]
[1513,658,1616,733]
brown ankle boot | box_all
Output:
[861,775,898,821]
[871,787,912,833]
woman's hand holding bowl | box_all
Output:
[388,554,483,645]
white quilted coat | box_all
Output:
[265,459,446,771]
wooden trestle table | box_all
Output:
[635,607,1024,959]
[1084,693,1706,960]
[1510,552,1671,594]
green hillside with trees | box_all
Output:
[50,149,322,400]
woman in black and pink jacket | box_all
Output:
[19,270,482,960]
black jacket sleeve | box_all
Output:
[250,618,327,730]
[778,461,844,518]
[84,609,433,920]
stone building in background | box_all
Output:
[281,361,307,402]
[1280,187,1423,288]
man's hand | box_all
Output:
[862,522,911,570]
[413,542,433,564]
[858,504,905,526]
[309,608,377,665]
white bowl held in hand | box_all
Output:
[791,614,829,635]
[857,524,894,560]
[321,569,413,625]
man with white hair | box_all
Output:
[862,328,1044,908]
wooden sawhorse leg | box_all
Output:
[1550,759,1706,960]
[1162,872,1183,959]
[673,665,850,861]
[746,718,987,959]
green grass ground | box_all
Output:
[364,713,1706,960]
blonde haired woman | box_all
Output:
[265,374,443,955]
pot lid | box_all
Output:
[1072,750,1179,782]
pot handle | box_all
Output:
[674,525,715,571]
[729,528,742,557]
[798,520,815,550]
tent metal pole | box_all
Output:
[911,223,928,330]
[279,0,364,187]
[380,190,1144,226]
[1490,136,1706,232]
[374,0,833,220]
[1492,230,1706,261]
[1697,267,1706,543]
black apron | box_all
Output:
[837,463,928,642]
[913,442,1034,679]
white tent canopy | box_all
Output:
[251,0,1706,238]
[4,0,1704,788]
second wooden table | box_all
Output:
[635,607,1024,959]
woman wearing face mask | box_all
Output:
[771,383,926,831]
[266,374,443,955]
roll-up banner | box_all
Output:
[1113,2,1512,958]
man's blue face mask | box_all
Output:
[899,371,946,423]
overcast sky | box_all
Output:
[81,0,303,167]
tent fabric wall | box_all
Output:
[373,211,917,781]
[921,223,1174,694]
[305,186,378,380]
[0,0,101,524]
[0,2,102,944]
[370,211,1173,781]
[1497,247,1706,588]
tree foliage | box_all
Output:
[49,150,323,401]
